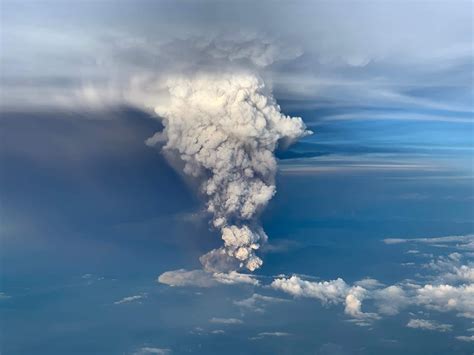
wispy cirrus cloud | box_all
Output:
[209,318,243,325]
[456,335,474,342]
[233,293,288,313]
[406,319,453,332]
[383,234,474,250]
[133,347,171,355]
[114,293,147,305]
[250,332,290,340]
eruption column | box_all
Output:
[147,73,310,271]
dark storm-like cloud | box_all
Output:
[1,0,472,114]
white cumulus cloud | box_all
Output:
[373,286,409,315]
[271,276,377,323]
[415,283,474,319]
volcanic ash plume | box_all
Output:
[146,73,310,271]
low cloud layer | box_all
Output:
[271,276,379,324]
[157,269,259,288]
[158,233,474,340]
[271,235,474,326]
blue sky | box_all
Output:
[0,1,473,354]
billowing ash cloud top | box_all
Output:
[146,73,311,271]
